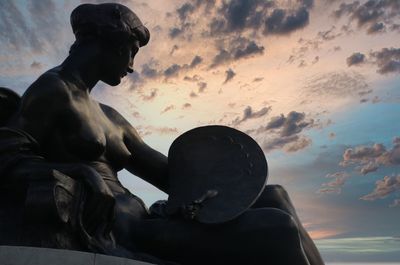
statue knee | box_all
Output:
[266,184,289,199]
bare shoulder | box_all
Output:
[22,68,71,105]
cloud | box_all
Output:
[390,199,400,207]
[370,47,400,74]
[223,68,236,84]
[206,0,312,36]
[164,64,182,78]
[137,125,179,137]
[190,55,203,68]
[141,63,162,79]
[347,52,366,66]
[252,111,314,153]
[340,137,400,175]
[232,105,271,126]
[361,175,400,202]
[137,55,205,83]
[265,111,314,137]
[367,22,386,34]
[182,103,191,109]
[346,48,400,74]
[318,171,351,194]
[169,27,184,38]
[141,88,158,101]
[263,135,312,153]
[30,61,42,69]
[317,26,341,41]
[333,0,400,34]
[303,71,369,97]
[197,81,207,92]
[210,36,265,68]
[161,105,175,114]
[264,7,310,35]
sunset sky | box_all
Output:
[1,0,400,263]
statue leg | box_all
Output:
[252,185,325,265]
[129,208,311,265]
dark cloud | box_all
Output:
[250,111,314,153]
[340,137,400,175]
[333,0,400,33]
[317,26,341,41]
[214,0,272,33]
[184,75,202,82]
[264,7,310,35]
[361,175,400,202]
[169,44,179,55]
[370,48,400,74]
[223,68,236,84]
[211,36,265,68]
[190,55,203,68]
[232,105,271,125]
[347,52,366,66]
[346,48,400,74]
[367,22,386,34]
[141,63,161,79]
[265,111,314,137]
[177,2,196,22]
[169,27,184,38]
[170,0,216,39]
[208,0,312,36]
[164,64,182,78]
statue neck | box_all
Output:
[61,44,102,93]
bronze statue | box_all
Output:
[0,3,324,265]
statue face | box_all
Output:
[101,39,140,86]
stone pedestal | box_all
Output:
[0,246,154,265]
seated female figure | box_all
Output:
[0,3,324,265]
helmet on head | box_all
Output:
[70,3,150,47]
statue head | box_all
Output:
[70,3,150,47]
[69,3,150,85]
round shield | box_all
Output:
[166,125,268,224]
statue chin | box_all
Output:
[102,77,121,86]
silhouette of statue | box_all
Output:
[0,3,324,265]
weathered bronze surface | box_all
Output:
[0,3,324,265]
[167,125,268,224]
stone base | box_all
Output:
[0,246,154,265]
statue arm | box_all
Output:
[100,104,169,193]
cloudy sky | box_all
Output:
[1,0,400,263]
